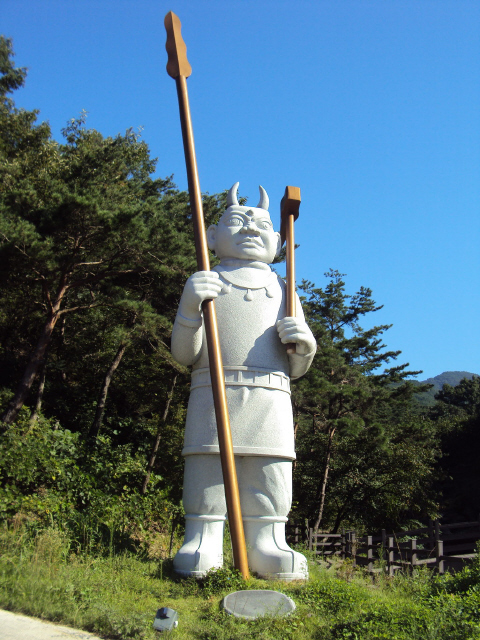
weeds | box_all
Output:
[1,524,480,639]
[199,566,247,596]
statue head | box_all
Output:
[207,183,282,263]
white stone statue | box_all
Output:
[171,183,316,580]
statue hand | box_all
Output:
[276,318,317,356]
[178,271,223,320]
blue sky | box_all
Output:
[3,0,479,380]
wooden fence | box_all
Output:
[286,519,480,575]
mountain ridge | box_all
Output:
[414,371,478,407]
[421,370,478,391]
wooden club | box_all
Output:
[280,186,301,354]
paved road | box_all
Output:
[0,610,103,640]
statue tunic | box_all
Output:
[180,265,300,461]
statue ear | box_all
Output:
[207,225,217,252]
[274,232,282,257]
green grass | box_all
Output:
[1,527,480,640]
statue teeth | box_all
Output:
[244,289,253,301]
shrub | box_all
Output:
[0,415,179,555]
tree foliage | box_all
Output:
[291,271,438,531]
[0,37,227,546]
[431,376,480,522]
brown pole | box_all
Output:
[164,11,249,579]
[280,186,301,354]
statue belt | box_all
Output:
[190,366,291,395]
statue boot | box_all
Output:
[173,514,225,577]
[243,516,308,581]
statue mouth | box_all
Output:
[237,238,263,248]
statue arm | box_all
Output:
[288,343,316,380]
[171,314,204,366]
[171,270,223,366]
[277,293,317,380]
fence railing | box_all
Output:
[286,519,480,575]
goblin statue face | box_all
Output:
[207,183,281,264]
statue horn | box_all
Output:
[256,185,269,210]
[227,182,239,207]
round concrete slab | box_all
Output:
[221,590,296,620]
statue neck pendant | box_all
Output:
[213,263,278,302]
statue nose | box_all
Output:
[241,221,259,235]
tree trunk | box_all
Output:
[28,357,47,427]
[89,342,128,441]
[313,426,336,532]
[1,276,69,427]
[168,516,179,557]
[332,505,348,534]
[142,374,177,494]
[1,312,60,426]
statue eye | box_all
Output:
[226,216,244,227]
[258,220,272,230]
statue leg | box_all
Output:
[173,454,226,577]
[239,456,308,581]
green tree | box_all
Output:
[292,270,434,532]
[433,376,480,420]
[0,37,26,96]
[0,37,245,549]
[0,51,202,425]
[431,376,480,521]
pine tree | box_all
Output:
[431,376,480,521]
[292,270,434,531]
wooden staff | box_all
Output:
[280,186,301,354]
[164,11,249,580]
